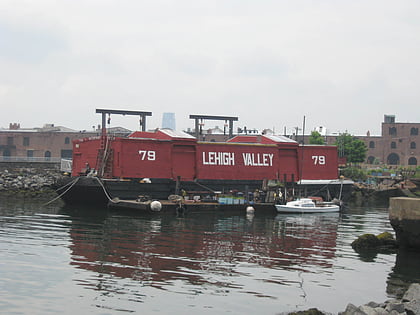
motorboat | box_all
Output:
[275,198,340,213]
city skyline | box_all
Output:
[1,112,414,137]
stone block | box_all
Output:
[389,197,420,249]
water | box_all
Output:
[1,195,419,314]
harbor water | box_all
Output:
[1,195,420,314]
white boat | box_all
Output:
[275,198,340,213]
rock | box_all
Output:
[404,300,420,315]
[0,168,65,193]
[351,234,381,250]
[385,302,405,313]
[367,302,381,308]
[339,303,366,315]
[402,283,420,302]
[288,308,326,315]
[377,232,395,244]
[340,283,420,315]
[361,304,394,315]
[351,232,397,255]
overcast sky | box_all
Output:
[1,0,419,136]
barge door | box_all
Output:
[172,145,196,181]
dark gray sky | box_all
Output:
[1,0,419,135]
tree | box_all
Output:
[335,133,367,164]
[309,131,325,145]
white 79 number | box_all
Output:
[139,150,156,161]
[312,155,326,165]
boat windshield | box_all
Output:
[301,203,315,207]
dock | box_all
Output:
[107,198,276,214]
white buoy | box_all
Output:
[246,206,255,214]
[246,213,254,221]
[150,200,162,212]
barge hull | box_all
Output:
[57,176,267,206]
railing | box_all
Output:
[0,156,62,163]
[60,159,73,173]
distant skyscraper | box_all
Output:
[162,112,176,130]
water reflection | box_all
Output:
[63,208,341,296]
[1,197,407,314]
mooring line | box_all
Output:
[43,177,80,206]
[93,176,113,202]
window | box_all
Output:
[411,128,419,136]
[408,157,417,166]
[26,150,34,158]
[387,153,400,165]
[23,137,30,146]
[7,137,13,145]
[391,141,396,149]
[411,142,416,149]
[389,127,397,136]
[65,137,70,144]
[369,141,375,148]
[45,151,51,161]
[61,150,73,159]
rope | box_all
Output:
[193,179,216,193]
[43,177,80,206]
[303,182,332,200]
[93,176,114,202]
[43,176,114,206]
[54,176,78,191]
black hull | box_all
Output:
[55,176,110,205]
[56,176,265,206]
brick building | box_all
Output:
[0,123,100,162]
[319,115,419,167]
[359,115,419,166]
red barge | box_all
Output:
[57,109,351,207]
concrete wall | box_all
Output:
[389,197,420,249]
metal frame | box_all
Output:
[96,109,152,134]
[189,114,238,139]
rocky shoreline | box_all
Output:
[0,168,64,193]
[339,282,420,315]
[351,180,420,205]
[286,283,420,315]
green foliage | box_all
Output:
[377,232,394,243]
[309,131,325,145]
[411,166,420,179]
[335,133,367,164]
[340,167,367,182]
